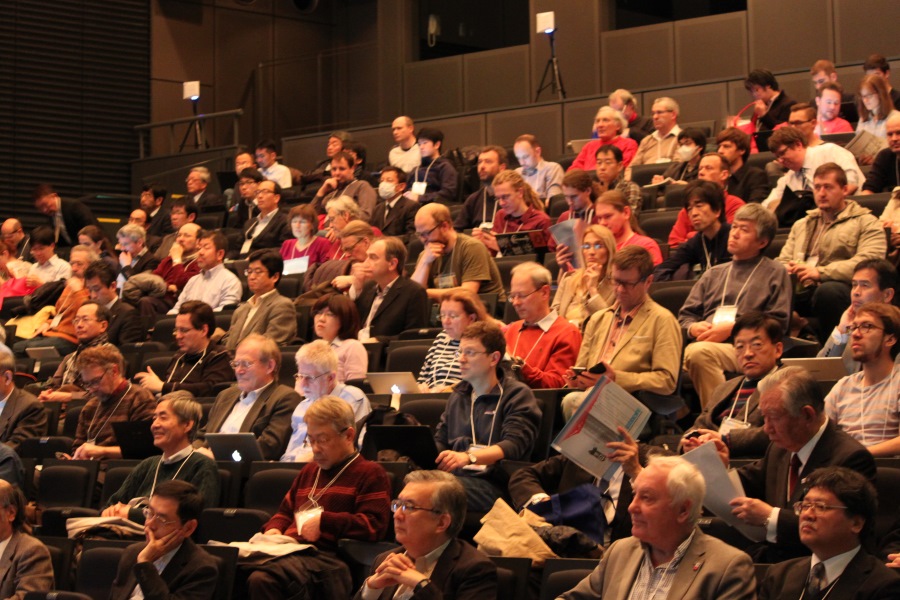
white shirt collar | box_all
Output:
[795,416,829,467]
[162,444,193,464]
[811,545,861,588]
[527,310,559,332]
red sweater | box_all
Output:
[263,455,391,551]
[569,137,639,170]
[668,193,745,249]
[504,315,582,388]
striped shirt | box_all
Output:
[417,332,461,390]
[629,530,695,600]
[825,364,900,447]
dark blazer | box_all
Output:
[353,539,497,600]
[120,250,161,280]
[689,375,769,457]
[242,210,291,255]
[737,420,876,560]
[15,236,31,262]
[370,195,419,243]
[225,291,297,351]
[195,381,301,461]
[146,208,174,238]
[508,454,634,545]
[355,276,430,341]
[109,538,218,600]
[760,550,900,600]
[0,388,48,451]
[52,198,98,247]
[194,190,223,211]
[759,91,797,131]
[0,531,54,600]
[107,299,145,345]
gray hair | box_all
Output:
[0,351,14,373]
[610,89,637,109]
[511,261,552,288]
[596,106,628,134]
[117,223,147,244]
[304,395,355,433]
[295,339,338,374]
[70,244,100,264]
[190,166,211,183]
[733,203,777,246]
[652,96,680,115]
[403,470,467,538]
[647,455,706,524]
[757,366,824,416]
[325,196,361,220]
[159,391,202,441]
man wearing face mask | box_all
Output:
[454,145,508,231]
[651,128,707,186]
[370,166,419,244]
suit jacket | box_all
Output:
[737,420,876,560]
[53,198,98,247]
[0,388,48,451]
[508,454,634,544]
[242,210,291,255]
[560,530,756,600]
[690,375,769,457]
[225,291,297,351]
[120,250,161,280]
[146,208,174,238]
[196,381,301,461]
[353,539,497,600]
[107,298,145,345]
[355,276,430,341]
[194,190,223,210]
[760,549,900,600]
[109,538,218,600]
[0,531,54,600]
[155,232,177,261]
[370,195,419,243]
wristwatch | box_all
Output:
[414,579,431,592]
[466,451,477,465]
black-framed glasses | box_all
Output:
[848,322,884,335]
[793,501,848,516]
[508,286,545,302]
[81,372,107,389]
[458,349,489,359]
[390,499,442,515]
[417,224,440,241]
[612,277,646,290]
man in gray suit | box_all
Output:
[0,351,47,451]
[0,480,54,599]
[225,249,296,352]
[559,456,755,600]
[194,334,300,461]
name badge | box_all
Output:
[479,222,494,230]
[411,181,428,196]
[358,326,371,341]
[712,305,738,327]
[240,238,253,256]
[436,273,457,289]
[294,506,323,531]
[283,256,309,275]
[719,417,751,437]
[805,256,819,268]
[49,313,63,329]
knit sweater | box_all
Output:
[504,315,582,388]
[159,345,233,397]
[263,455,391,551]
[417,332,462,390]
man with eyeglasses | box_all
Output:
[713,367,875,563]
[628,97,682,167]
[759,467,900,599]
[0,481,54,599]
[135,301,232,398]
[245,396,390,600]
[237,180,291,258]
[411,203,506,303]
[356,469,498,600]
[563,246,681,417]
[154,198,198,260]
[1,219,30,261]
[138,222,202,321]
[116,223,160,284]
[281,340,369,463]
[225,250,296,352]
[0,350,47,452]
[228,167,262,230]
[193,334,300,461]
[860,112,900,194]
[109,480,219,600]
[434,321,540,512]
[168,231,242,314]
[185,166,222,211]
[504,262,581,389]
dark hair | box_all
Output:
[141,183,167,201]
[78,225,115,256]
[260,180,282,196]
[731,311,783,343]
[854,259,898,293]
[562,169,603,202]
[817,81,844,97]
[344,140,367,169]
[170,197,199,219]
[595,143,624,163]
[312,294,361,340]
[855,302,900,359]
[84,260,117,287]
[152,480,205,523]
[790,102,818,122]
[801,467,877,545]
[863,53,890,73]
[238,168,264,183]
[857,74,895,123]
[813,162,848,188]
[0,484,28,533]
[287,204,319,235]
[379,237,407,273]
[30,225,55,247]
[331,150,355,169]
[678,128,707,149]
[768,126,808,152]
[611,245,654,279]
[744,69,779,91]
[247,249,283,281]
[480,145,509,166]
[178,300,215,338]
[716,127,752,159]
[79,300,112,325]
[201,230,228,254]
[416,127,444,146]
[32,183,56,202]
[461,321,506,356]
[683,180,726,223]
[255,139,278,153]
[381,166,407,185]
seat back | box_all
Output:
[490,556,531,600]
[18,436,74,461]
[36,535,76,590]
[100,466,134,507]
[385,345,430,377]
[38,461,99,508]
[76,546,126,600]
[243,469,299,516]
[201,543,239,600]
[196,508,271,544]
[397,398,447,430]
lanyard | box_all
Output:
[86,383,132,444]
[165,349,208,386]
[726,379,752,423]
[150,449,195,497]
[512,326,546,366]
[719,259,764,307]
[415,160,435,184]
[470,383,503,446]
[307,453,359,508]
[481,189,498,225]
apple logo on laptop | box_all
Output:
[232,450,242,462]
[391,384,401,394]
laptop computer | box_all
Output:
[112,421,161,460]
[205,433,265,462]
[367,372,421,395]
[365,425,439,469]
[781,357,849,381]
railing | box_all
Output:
[134,109,243,159]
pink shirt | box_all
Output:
[619,233,663,265]
[569,136,639,171]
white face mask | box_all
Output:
[676,145,697,162]
[378,181,396,200]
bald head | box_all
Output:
[0,220,24,247]
[392,116,416,147]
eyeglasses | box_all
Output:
[142,507,179,526]
[792,501,848,516]
[341,237,364,253]
[81,372,107,389]
[0,229,22,238]
[508,287,545,302]
[458,349,489,359]
[174,327,197,334]
[307,427,348,447]
[582,242,606,250]
[417,224,440,241]
[294,372,328,383]
[254,189,276,197]
[612,277,646,290]
[848,322,884,335]
[651,109,673,116]
[734,341,766,353]
[244,268,269,277]
[860,92,878,100]
[390,499,442,515]
[229,360,258,370]
[773,147,791,160]
[72,317,98,325]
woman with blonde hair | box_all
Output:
[474,169,551,256]
[417,290,489,392]
[552,224,617,326]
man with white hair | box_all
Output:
[570,106,638,170]
[559,456,756,600]
[608,88,654,143]
[185,166,221,209]
[116,223,159,283]
[629,97,682,166]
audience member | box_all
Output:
[254,138,293,189]
[650,127,707,185]
[746,69,796,130]
[302,220,373,295]
[32,183,98,248]
[514,134,564,200]
[405,128,458,205]
[861,113,900,194]
[138,222,202,319]
[810,59,859,122]
[169,231,242,314]
[300,130,351,187]
[473,170,551,257]
[454,146,507,231]
[552,224,616,327]
[84,260,144,346]
[856,74,900,165]
[311,294,367,383]
[556,169,601,224]
[570,106,638,170]
[815,82,854,135]
[185,167,221,210]
[0,481,53,599]
[225,250,297,351]
[371,166,419,243]
[629,97,682,166]
[787,102,824,148]
[1,219,30,261]
[140,183,173,238]
[24,225,70,286]
[322,196,362,259]
[418,290,488,392]
[609,88,654,142]
[280,204,333,272]
[229,167,263,230]
[863,53,900,110]
[312,150,377,220]
[155,198,198,259]
[239,180,291,257]
[0,351,47,451]
[593,145,642,214]
[388,115,421,173]
[716,127,770,204]
[78,224,119,272]
[129,208,148,230]
[116,223,159,282]
[594,190,663,265]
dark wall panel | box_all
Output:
[464,46,531,112]
[563,98,607,149]
[530,0,601,99]
[748,0,832,73]
[152,1,216,82]
[834,0,900,64]
[403,57,465,118]
[410,115,486,151]
[486,106,563,159]
[674,13,748,83]
[601,23,675,92]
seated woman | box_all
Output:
[417,290,489,392]
[78,225,118,272]
[594,190,663,265]
[311,293,367,383]
[856,74,900,165]
[280,204,333,274]
[0,240,34,311]
[552,224,617,327]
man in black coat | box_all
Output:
[33,183,98,248]
[371,166,419,244]
[239,180,291,257]
[84,261,145,345]
[141,183,174,238]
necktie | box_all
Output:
[806,561,826,600]
[801,168,812,191]
[789,453,802,498]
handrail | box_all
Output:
[133,109,244,159]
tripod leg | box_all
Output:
[551,57,566,100]
[535,59,555,103]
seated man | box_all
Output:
[1,218,31,262]
[609,88,654,142]
[680,204,791,409]
[355,237,430,342]
[169,230,242,314]
[570,106,638,170]
[810,59,859,122]
[109,480,219,600]
[228,168,262,230]
[0,351,47,451]
[371,167,419,243]
[654,180,732,281]
[504,262,581,389]
[281,340,370,462]
[825,302,900,457]
[388,115,421,174]
[302,220,373,295]
[102,392,220,522]
[71,345,156,460]
[246,397,391,599]
[194,334,300,461]
[255,138,293,189]
[746,69,796,131]
[239,180,291,257]
[473,170,552,257]
[814,82,854,135]
[225,250,297,352]
[140,183,172,239]
[723,367,876,562]
[134,301,233,398]
[759,467,900,599]
[0,481,53,599]
[138,222,202,319]
[154,198,197,260]
[777,163,886,340]
[563,246,681,416]
[514,134,564,201]
[716,127,770,204]
[84,261,145,345]
[311,150,377,220]
[861,113,900,194]
[679,312,783,458]
[356,470,498,600]
[558,456,755,600]
[650,127,707,186]
[819,259,897,373]
[454,146,507,231]
[411,203,506,303]
[405,128,458,205]
[116,223,159,283]
[186,167,222,210]
[434,322,541,511]
[592,144,641,214]
[628,97,682,166]
[33,183,98,249]
[23,225,70,287]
